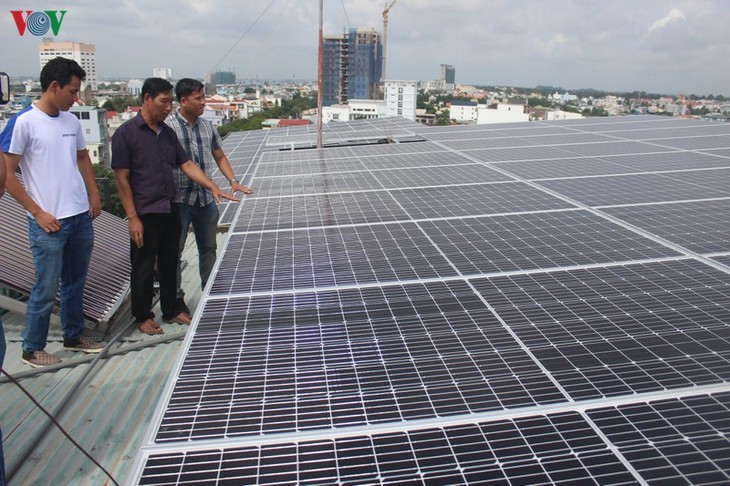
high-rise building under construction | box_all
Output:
[322,27,383,106]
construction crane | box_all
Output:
[382,0,397,84]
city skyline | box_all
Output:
[1,0,729,97]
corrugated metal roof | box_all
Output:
[0,230,219,485]
[0,177,131,323]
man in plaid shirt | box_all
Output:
[167,78,252,315]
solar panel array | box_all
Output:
[129,116,730,485]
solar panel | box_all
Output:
[127,116,730,485]
[376,164,513,188]
[472,261,730,399]
[266,128,418,148]
[588,392,730,484]
[213,130,267,226]
[603,200,730,254]
[602,123,730,140]
[497,151,730,180]
[649,134,730,151]
[536,170,730,206]
[211,223,460,294]
[140,411,641,484]
[232,191,411,232]
[702,148,730,158]
[155,281,566,443]
[138,392,730,484]
[252,171,385,197]
[420,210,681,275]
[713,255,730,267]
[390,182,578,218]
[465,144,590,161]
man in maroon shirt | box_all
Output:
[112,78,237,335]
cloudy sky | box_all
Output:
[2,0,729,96]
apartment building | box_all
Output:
[384,80,417,121]
[39,40,97,90]
[323,27,383,106]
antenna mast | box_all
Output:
[317,0,324,149]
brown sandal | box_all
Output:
[138,318,164,335]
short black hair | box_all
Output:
[141,77,173,100]
[40,57,85,92]
[175,78,205,101]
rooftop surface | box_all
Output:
[1,232,220,485]
[3,115,730,485]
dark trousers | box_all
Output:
[130,208,183,323]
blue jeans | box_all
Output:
[175,202,219,297]
[23,212,94,353]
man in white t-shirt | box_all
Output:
[1,57,104,368]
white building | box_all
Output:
[322,99,386,123]
[477,101,530,124]
[544,110,583,121]
[39,40,97,90]
[551,92,578,103]
[204,96,263,122]
[384,80,417,121]
[201,107,225,128]
[126,79,144,96]
[322,104,351,123]
[450,100,479,123]
[69,105,110,166]
[153,67,173,80]
[420,80,442,92]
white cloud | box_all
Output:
[531,34,568,55]
[187,0,214,15]
[648,8,686,32]
[590,30,612,43]
[2,0,728,95]
[402,0,493,13]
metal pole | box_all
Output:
[317,0,324,149]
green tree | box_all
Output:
[218,114,269,136]
[581,107,609,117]
[435,110,451,126]
[528,96,550,107]
[217,95,316,136]
[93,164,125,218]
[102,95,139,112]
